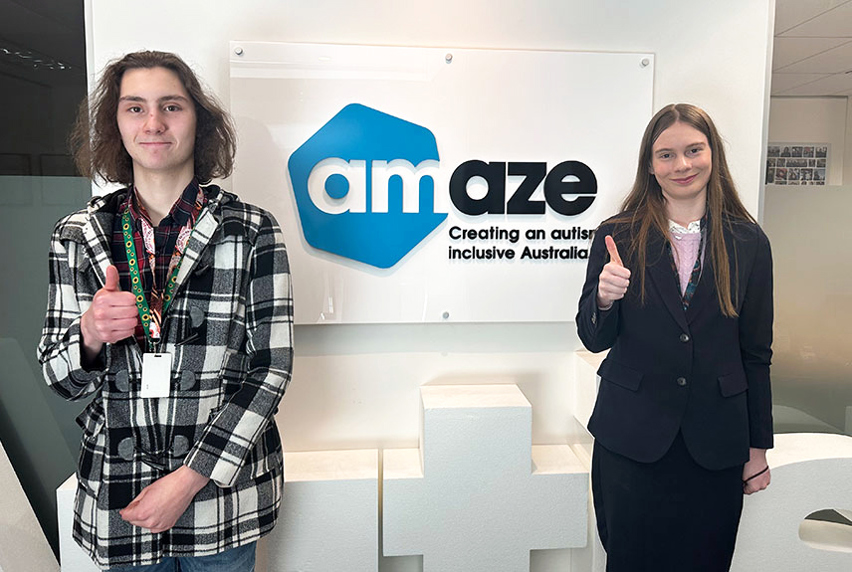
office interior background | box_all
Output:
[0,0,850,569]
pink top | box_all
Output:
[669,222,703,295]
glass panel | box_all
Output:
[764,184,852,435]
[0,3,87,554]
[0,175,91,552]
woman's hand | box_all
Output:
[596,235,631,309]
[743,447,771,494]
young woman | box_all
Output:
[576,103,773,571]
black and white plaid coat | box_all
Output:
[38,184,293,568]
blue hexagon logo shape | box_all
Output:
[288,104,447,269]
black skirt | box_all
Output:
[591,432,744,572]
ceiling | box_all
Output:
[0,0,848,96]
[0,0,85,84]
[773,0,852,96]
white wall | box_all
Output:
[767,96,848,185]
[85,1,775,569]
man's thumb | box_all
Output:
[104,265,121,291]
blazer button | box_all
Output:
[676,377,687,387]
[680,333,690,343]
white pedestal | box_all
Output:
[0,439,58,572]
[59,448,379,572]
[572,350,605,431]
[383,384,588,571]
[57,476,98,572]
[265,448,379,571]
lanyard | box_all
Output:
[121,207,191,348]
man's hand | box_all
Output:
[80,265,138,360]
[743,447,771,495]
[120,465,210,533]
[596,235,631,309]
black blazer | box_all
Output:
[577,215,774,470]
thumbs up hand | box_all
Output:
[81,265,139,358]
[103,263,122,292]
[596,235,631,309]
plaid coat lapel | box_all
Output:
[80,193,121,289]
[173,187,222,292]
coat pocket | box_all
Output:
[597,359,643,392]
[718,371,748,397]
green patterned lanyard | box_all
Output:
[121,207,189,348]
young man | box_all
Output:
[38,51,293,570]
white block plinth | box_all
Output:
[732,433,852,571]
[57,475,99,572]
[573,350,606,431]
[266,449,378,572]
[60,450,379,572]
[383,384,588,572]
[0,440,58,572]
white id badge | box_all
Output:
[141,353,172,398]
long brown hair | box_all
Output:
[611,103,755,317]
[71,50,236,185]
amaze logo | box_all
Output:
[288,104,446,269]
[289,104,598,269]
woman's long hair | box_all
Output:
[70,50,236,185]
[611,103,755,317]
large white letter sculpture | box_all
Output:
[731,433,852,571]
[382,384,589,571]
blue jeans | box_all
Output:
[106,542,256,572]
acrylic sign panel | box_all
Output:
[230,42,653,323]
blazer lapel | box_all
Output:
[645,235,690,332]
[685,223,737,322]
[685,248,715,323]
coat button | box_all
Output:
[114,370,130,392]
[677,377,687,387]
[179,370,197,391]
[679,333,690,343]
[189,306,206,329]
[118,437,135,461]
[172,435,190,457]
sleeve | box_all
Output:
[37,220,108,401]
[576,225,621,353]
[183,212,294,487]
[738,226,774,449]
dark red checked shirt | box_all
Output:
[111,179,206,348]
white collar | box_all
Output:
[668,219,701,234]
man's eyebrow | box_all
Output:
[118,95,191,103]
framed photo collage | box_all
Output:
[766,143,828,186]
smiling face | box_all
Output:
[649,121,712,208]
[116,66,197,183]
